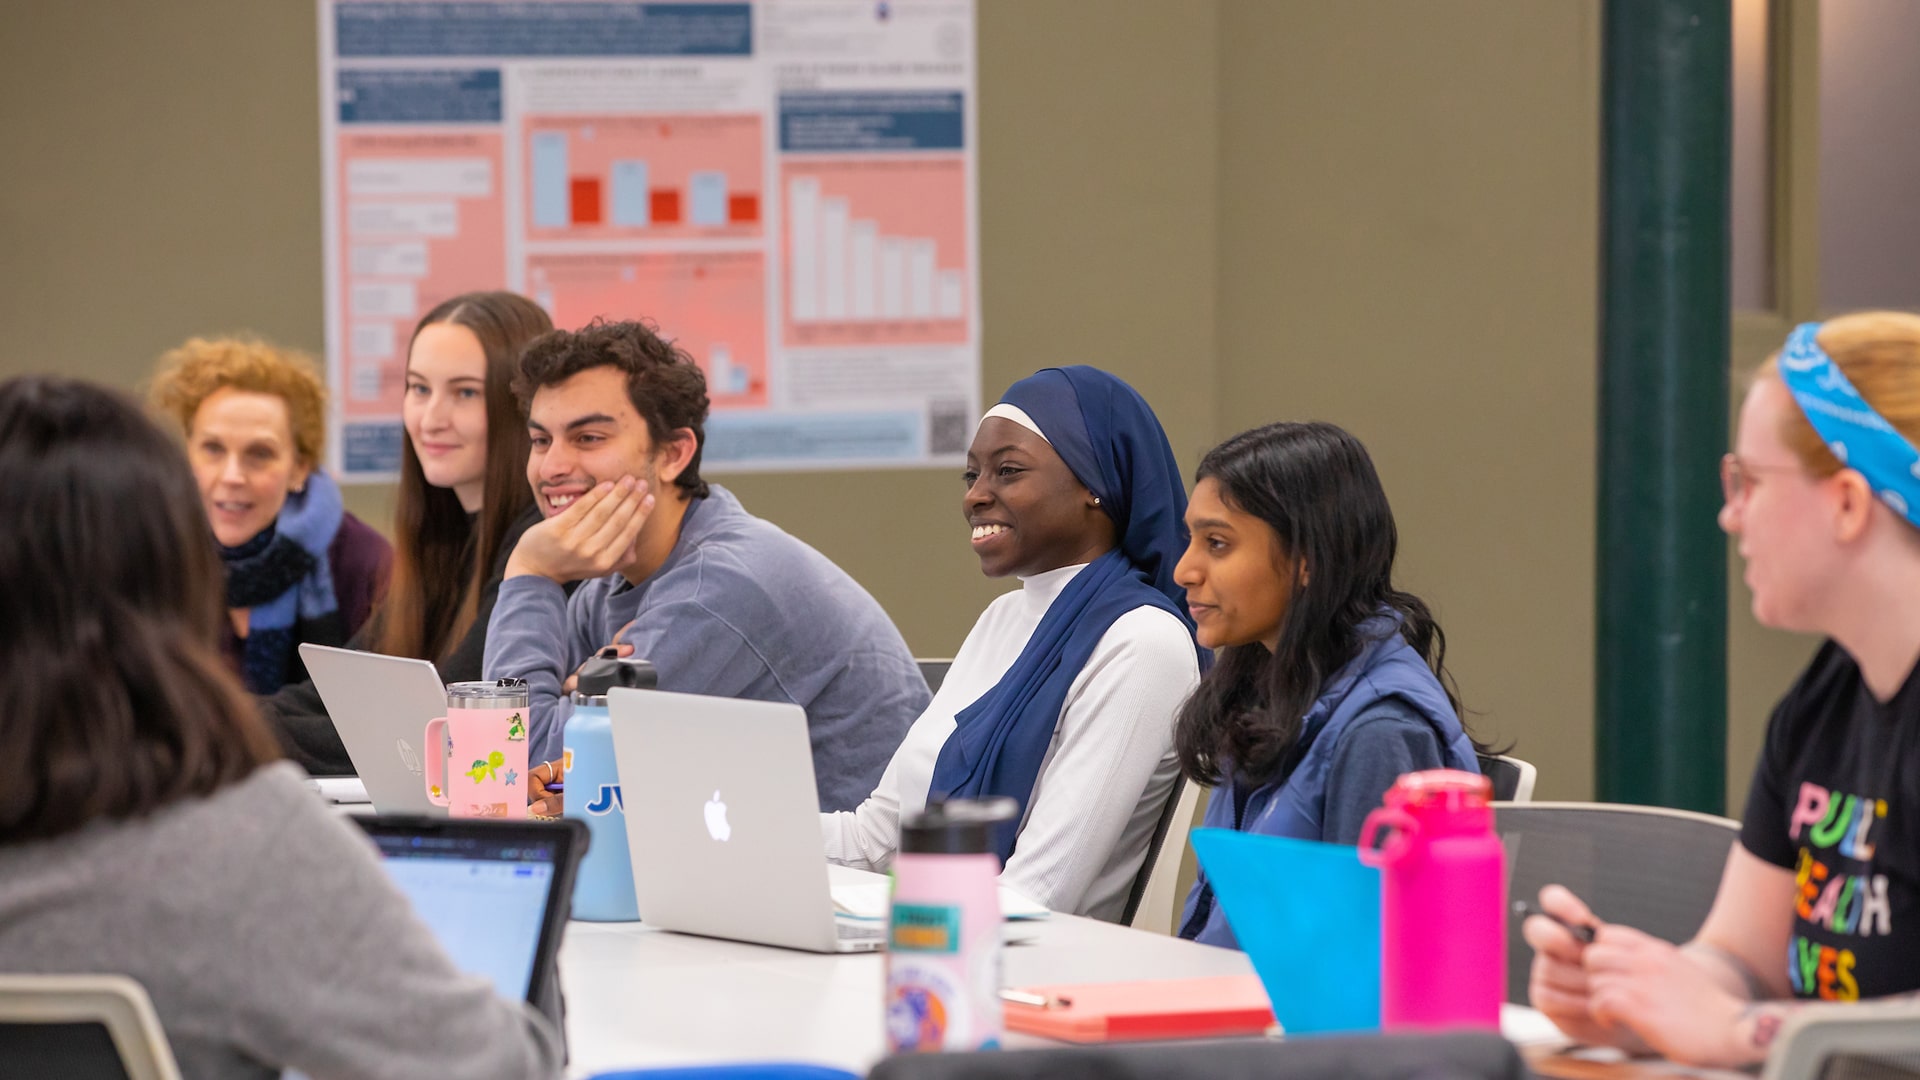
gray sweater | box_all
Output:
[0,763,562,1080]
[485,485,927,811]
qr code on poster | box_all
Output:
[928,400,971,455]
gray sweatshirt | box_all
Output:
[485,485,927,811]
[0,763,562,1080]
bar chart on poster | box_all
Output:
[524,114,763,241]
[783,157,968,347]
[320,0,977,476]
[527,251,768,407]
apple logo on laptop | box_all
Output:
[704,790,731,842]
[396,738,422,776]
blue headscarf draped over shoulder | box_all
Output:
[928,366,1203,862]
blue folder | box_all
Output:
[1189,828,1381,1035]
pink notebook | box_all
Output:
[1001,974,1276,1043]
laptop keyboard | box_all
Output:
[835,919,885,943]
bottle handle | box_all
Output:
[1357,806,1419,868]
[423,716,450,807]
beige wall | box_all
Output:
[1216,2,1603,799]
[0,0,1794,812]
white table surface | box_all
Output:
[557,914,1254,1077]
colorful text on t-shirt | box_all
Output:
[1787,781,1891,1000]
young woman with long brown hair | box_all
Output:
[261,291,554,772]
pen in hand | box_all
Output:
[1513,900,1598,944]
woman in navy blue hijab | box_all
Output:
[822,366,1205,921]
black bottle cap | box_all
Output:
[574,657,659,699]
[899,797,1019,855]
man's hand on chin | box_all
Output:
[505,476,654,583]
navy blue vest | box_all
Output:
[1180,621,1477,947]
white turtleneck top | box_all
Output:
[821,562,1202,921]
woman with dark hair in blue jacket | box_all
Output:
[1174,421,1483,948]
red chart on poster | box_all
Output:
[524,114,763,242]
[528,250,768,408]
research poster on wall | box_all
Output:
[318,1,980,479]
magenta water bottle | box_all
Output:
[885,797,1017,1053]
[1358,769,1505,1031]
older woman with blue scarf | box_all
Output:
[822,366,1204,921]
[152,337,391,694]
[1527,312,1920,1068]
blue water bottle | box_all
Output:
[563,657,656,921]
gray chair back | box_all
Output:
[0,974,183,1080]
[1476,753,1536,802]
[914,658,952,694]
[870,1030,1524,1080]
[1119,775,1188,927]
[1762,1000,1920,1080]
[1497,801,1738,1004]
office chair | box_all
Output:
[1476,753,1537,802]
[1762,1000,1920,1080]
[1497,801,1738,1004]
[869,1029,1525,1080]
[913,658,952,694]
[1126,777,1202,933]
[0,974,183,1080]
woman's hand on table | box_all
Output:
[1524,885,1650,1055]
[529,758,564,816]
[1584,921,1759,1067]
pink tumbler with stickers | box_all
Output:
[424,680,531,819]
[1359,769,1504,1031]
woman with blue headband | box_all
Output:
[1528,312,1920,1067]
[821,367,1204,920]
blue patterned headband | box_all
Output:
[1777,321,1920,527]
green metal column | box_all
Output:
[1597,0,1730,812]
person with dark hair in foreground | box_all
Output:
[484,319,926,811]
[0,376,560,1080]
[1173,421,1482,948]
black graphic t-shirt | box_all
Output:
[1742,641,1920,1001]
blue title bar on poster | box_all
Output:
[704,412,924,464]
[336,3,752,58]
[339,69,503,124]
[343,422,405,475]
[779,91,966,152]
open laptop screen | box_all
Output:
[357,818,582,1005]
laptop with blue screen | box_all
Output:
[354,816,586,1026]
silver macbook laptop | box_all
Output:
[607,687,885,953]
[299,643,449,816]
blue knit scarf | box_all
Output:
[221,470,345,693]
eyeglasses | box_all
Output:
[1720,453,1806,504]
